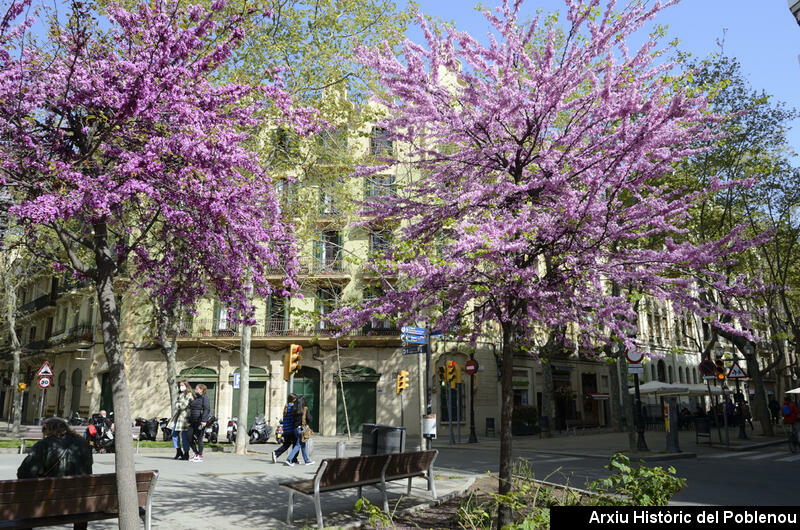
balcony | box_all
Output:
[17,293,56,315]
[178,318,399,342]
[48,323,93,348]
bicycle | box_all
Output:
[788,424,800,453]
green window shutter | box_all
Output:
[212,300,220,333]
[313,237,323,267]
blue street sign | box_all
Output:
[402,334,426,344]
[401,325,425,335]
[233,372,241,389]
[403,344,426,355]
[430,329,443,337]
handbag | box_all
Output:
[301,408,313,442]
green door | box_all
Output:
[232,381,266,429]
[293,368,319,431]
[337,382,376,435]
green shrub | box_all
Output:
[587,453,686,506]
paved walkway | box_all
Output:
[0,436,475,529]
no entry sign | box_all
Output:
[465,360,478,375]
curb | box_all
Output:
[519,449,697,462]
[706,438,787,452]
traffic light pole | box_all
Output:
[400,392,404,428]
[448,358,454,446]
[468,354,478,443]
[425,324,432,450]
[633,373,648,450]
[288,373,294,396]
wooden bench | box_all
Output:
[281,450,438,529]
[0,470,159,530]
[19,425,141,454]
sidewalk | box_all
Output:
[431,421,787,461]
[0,436,477,529]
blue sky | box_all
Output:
[409,0,800,158]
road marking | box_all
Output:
[775,454,800,462]
[704,453,734,458]
[540,457,582,463]
[741,452,785,460]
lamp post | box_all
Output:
[732,351,747,440]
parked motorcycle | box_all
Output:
[135,417,159,441]
[159,417,172,442]
[226,416,238,443]
[204,416,219,444]
[248,415,272,444]
[86,413,115,453]
[67,411,85,426]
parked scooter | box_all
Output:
[248,415,272,444]
[86,413,115,453]
[159,417,172,442]
[135,417,159,441]
[204,416,219,444]
[275,417,283,444]
[226,417,238,443]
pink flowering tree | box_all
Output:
[334,0,759,523]
[0,0,310,526]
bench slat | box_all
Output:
[384,450,436,479]
[0,472,154,493]
[2,491,150,520]
[0,478,154,504]
[317,454,390,489]
[0,510,118,529]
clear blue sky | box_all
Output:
[409,0,800,158]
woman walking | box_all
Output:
[172,381,193,460]
[285,395,314,467]
[188,383,211,462]
[271,394,297,463]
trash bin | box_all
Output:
[376,425,406,455]
[360,424,406,455]
[361,424,378,456]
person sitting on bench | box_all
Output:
[18,417,93,479]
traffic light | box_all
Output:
[454,364,464,385]
[715,357,725,381]
[437,366,446,386]
[17,382,26,392]
[396,370,409,394]
[447,361,456,387]
[284,344,303,381]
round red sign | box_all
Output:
[38,377,51,389]
[465,360,478,375]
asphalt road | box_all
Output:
[433,444,800,505]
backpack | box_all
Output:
[783,404,792,417]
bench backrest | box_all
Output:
[384,450,437,478]
[20,426,43,439]
[0,471,157,521]
[317,454,390,489]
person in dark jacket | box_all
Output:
[286,395,314,467]
[188,383,212,462]
[271,394,297,464]
[18,417,92,478]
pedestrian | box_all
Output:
[18,417,92,479]
[172,380,193,460]
[740,402,753,430]
[769,397,780,425]
[285,395,314,467]
[271,394,297,464]
[188,383,211,462]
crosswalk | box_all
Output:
[704,449,800,462]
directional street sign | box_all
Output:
[402,344,426,355]
[402,334,426,344]
[727,363,748,379]
[401,325,425,335]
[628,364,644,375]
[38,377,51,389]
[36,362,53,377]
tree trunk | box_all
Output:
[540,360,553,438]
[608,357,622,432]
[4,277,21,433]
[496,323,515,528]
[743,347,774,437]
[159,318,179,416]
[618,355,636,450]
[234,287,253,456]
[95,269,139,530]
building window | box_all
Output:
[370,127,393,157]
[266,294,288,334]
[317,127,347,161]
[317,287,341,330]
[369,230,392,256]
[319,189,338,216]
[364,175,396,198]
[213,301,238,335]
[362,287,393,333]
[313,231,342,272]
[273,127,299,162]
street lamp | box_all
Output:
[625,321,648,451]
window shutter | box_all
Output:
[212,300,220,333]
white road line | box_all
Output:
[538,456,582,463]
[741,452,785,460]
[775,454,800,462]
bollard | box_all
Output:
[336,440,345,458]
